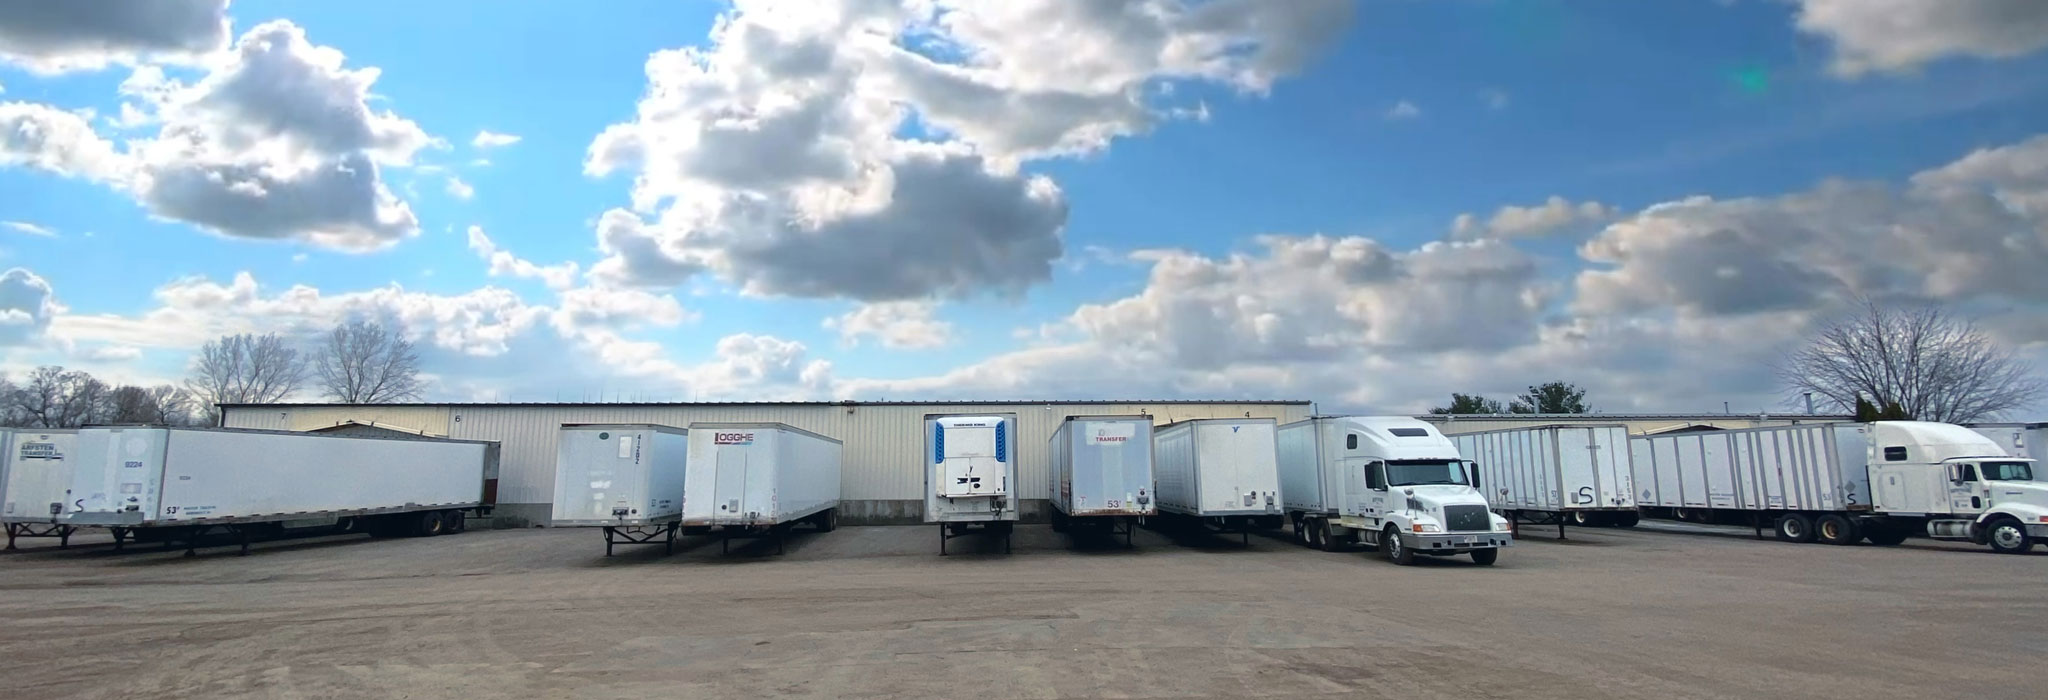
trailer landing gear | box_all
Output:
[4,522,76,550]
[603,522,680,556]
[939,522,1012,555]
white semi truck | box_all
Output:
[926,413,1018,555]
[1631,421,2046,553]
[1277,416,1513,565]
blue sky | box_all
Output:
[5,0,2048,413]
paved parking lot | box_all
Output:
[1,520,2041,699]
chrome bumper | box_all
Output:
[1402,531,1513,551]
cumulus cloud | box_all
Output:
[1795,0,2048,76]
[4,221,56,237]
[466,225,578,290]
[583,0,1348,301]
[1384,100,1420,121]
[825,300,953,349]
[125,20,429,250]
[0,267,58,346]
[1450,196,1616,241]
[445,175,474,200]
[0,0,229,73]
[471,130,520,149]
[0,101,131,181]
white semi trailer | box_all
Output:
[550,424,689,556]
[1630,421,2046,553]
[1277,416,1513,565]
[1151,418,1284,543]
[66,426,500,555]
[1046,415,1156,548]
[1967,423,2045,460]
[2,429,80,550]
[682,422,843,555]
[1449,424,1639,533]
[925,413,1018,555]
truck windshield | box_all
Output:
[1980,461,2034,482]
[1386,460,1470,487]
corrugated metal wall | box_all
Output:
[226,402,1312,510]
[1426,416,1848,435]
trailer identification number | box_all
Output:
[715,432,755,446]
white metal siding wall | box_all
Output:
[1429,417,1848,435]
[226,402,1309,508]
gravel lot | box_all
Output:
[1,519,2041,699]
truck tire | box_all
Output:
[1382,526,1414,566]
[1986,517,2035,554]
[443,510,467,534]
[1613,512,1641,528]
[1816,514,1858,545]
[1862,523,1909,546]
[1775,514,1815,543]
[1318,521,1344,552]
[1470,547,1499,566]
[414,510,446,537]
[817,508,838,532]
[1306,518,1326,550]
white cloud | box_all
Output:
[444,175,474,200]
[582,0,1349,301]
[0,0,229,73]
[471,130,520,149]
[466,225,578,290]
[290,252,308,263]
[1450,196,1616,241]
[125,20,429,251]
[0,101,132,181]
[825,300,953,349]
[0,266,58,346]
[1480,88,1509,110]
[1384,100,1420,121]
[3,221,56,237]
[75,344,143,362]
[1795,0,2048,76]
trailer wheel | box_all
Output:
[1304,518,1325,550]
[1986,517,2035,554]
[1862,523,1909,546]
[1382,526,1414,566]
[1570,511,1596,527]
[1294,516,1310,546]
[817,508,838,533]
[1469,548,1499,566]
[1816,514,1859,545]
[414,510,446,537]
[1774,514,1815,543]
[443,510,467,534]
[1612,512,1640,528]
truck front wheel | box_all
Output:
[1382,526,1415,566]
[1816,514,1859,545]
[1986,518,2035,554]
[1469,547,1498,566]
[1775,514,1816,544]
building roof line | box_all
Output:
[221,399,1314,409]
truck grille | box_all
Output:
[1443,505,1491,532]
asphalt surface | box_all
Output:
[1,519,2042,699]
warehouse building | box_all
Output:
[221,400,1314,527]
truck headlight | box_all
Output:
[1411,523,1441,533]
[1494,521,1511,532]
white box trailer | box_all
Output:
[550,424,689,556]
[683,422,843,555]
[1966,423,2046,460]
[67,426,499,555]
[1046,415,1156,547]
[1450,424,1639,529]
[1152,418,1284,542]
[1629,422,2048,553]
[2,429,81,550]
[925,413,1019,554]
[1277,417,1512,565]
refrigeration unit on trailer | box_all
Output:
[1450,424,1637,533]
[550,424,688,556]
[66,426,499,555]
[1046,415,1156,547]
[2,429,80,550]
[1151,418,1282,543]
[925,413,1019,555]
[682,422,843,555]
[1630,421,2047,553]
[1277,416,1512,566]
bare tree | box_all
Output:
[5,366,111,427]
[187,333,306,422]
[313,319,426,403]
[1778,300,2045,423]
[108,385,193,425]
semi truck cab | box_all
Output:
[1285,416,1512,565]
[1867,421,2046,553]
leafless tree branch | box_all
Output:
[1777,300,2045,422]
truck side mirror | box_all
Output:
[1466,461,1480,489]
